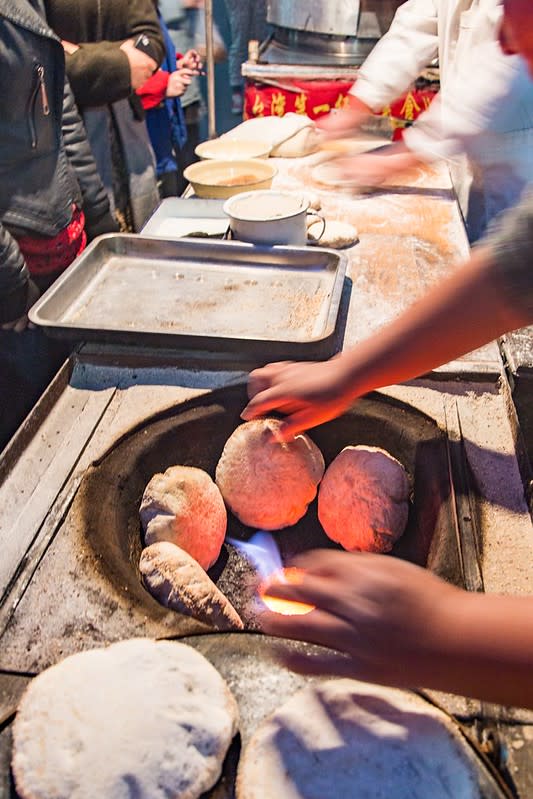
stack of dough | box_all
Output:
[215,419,325,530]
[318,445,410,553]
[236,680,483,799]
[12,639,239,799]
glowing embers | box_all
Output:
[229,532,315,617]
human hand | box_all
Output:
[316,95,372,139]
[61,39,80,55]
[260,550,461,687]
[166,69,193,98]
[120,39,157,90]
[241,358,356,439]
[0,280,40,333]
[177,49,203,74]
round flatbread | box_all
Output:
[140,465,227,570]
[12,639,239,799]
[215,419,325,530]
[308,220,358,248]
[318,445,410,553]
[236,679,483,799]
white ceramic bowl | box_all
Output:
[195,137,272,161]
[183,159,277,200]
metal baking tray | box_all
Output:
[29,235,347,358]
[142,197,228,239]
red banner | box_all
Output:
[244,80,438,140]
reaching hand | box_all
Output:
[166,69,193,98]
[241,358,357,439]
[121,39,157,90]
[316,95,372,139]
[259,550,461,687]
[177,49,203,74]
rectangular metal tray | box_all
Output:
[142,197,228,239]
[29,235,347,358]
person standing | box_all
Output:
[318,0,533,242]
[44,0,165,231]
[0,0,115,446]
[223,0,267,115]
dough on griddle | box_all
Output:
[318,445,409,553]
[307,220,358,248]
[215,419,325,530]
[140,541,244,630]
[140,465,226,570]
[236,679,483,799]
[12,638,239,799]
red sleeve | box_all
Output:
[136,70,170,110]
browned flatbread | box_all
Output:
[140,541,244,631]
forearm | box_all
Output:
[351,0,439,112]
[338,246,528,398]
[415,591,533,709]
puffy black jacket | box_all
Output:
[0,0,111,323]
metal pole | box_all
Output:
[204,0,217,139]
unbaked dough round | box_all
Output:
[12,638,239,799]
[140,541,244,630]
[140,465,227,570]
[215,419,325,530]
[236,679,483,799]
[318,445,409,552]
[308,220,358,248]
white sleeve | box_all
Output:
[403,42,533,162]
[350,0,439,112]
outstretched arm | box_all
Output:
[260,550,533,710]
[243,241,531,438]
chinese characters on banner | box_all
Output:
[244,80,439,140]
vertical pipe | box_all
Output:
[204,0,217,139]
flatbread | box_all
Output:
[140,465,227,570]
[12,639,239,799]
[318,445,410,552]
[140,541,244,631]
[307,220,358,248]
[236,679,483,799]
[215,419,325,530]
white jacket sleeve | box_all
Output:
[350,0,440,112]
[404,41,533,162]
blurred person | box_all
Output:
[241,0,533,710]
[137,8,202,197]
[0,0,116,447]
[44,0,166,231]
[160,0,206,193]
[223,0,267,115]
[318,0,533,242]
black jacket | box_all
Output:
[0,0,111,323]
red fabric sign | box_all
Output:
[244,80,438,140]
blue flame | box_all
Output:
[226,531,282,580]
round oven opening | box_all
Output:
[77,383,459,632]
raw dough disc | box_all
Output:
[236,679,483,799]
[308,220,358,249]
[12,638,239,799]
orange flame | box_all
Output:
[260,567,315,616]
